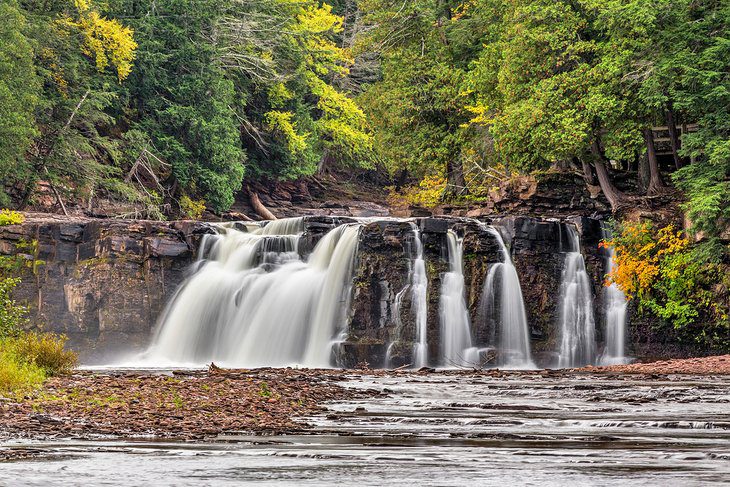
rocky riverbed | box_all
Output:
[1,359,729,485]
[0,367,375,442]
[1,356,729,444]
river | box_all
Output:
[1,371,728,486]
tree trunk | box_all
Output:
[638,153,650,193]
[590,139,627,212]
[317,150,336,177]
[249,188,277,220]
[665,106,684,170]
[445,158,467,197]
[578,157,596,185]
[643,128,665,195]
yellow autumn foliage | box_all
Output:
[59,0,137,81]
[388,174,447,209]
[602,222,689,299]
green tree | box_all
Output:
[0,1,40,205]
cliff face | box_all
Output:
[0,214,211,362]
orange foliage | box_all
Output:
[602,222,689,299]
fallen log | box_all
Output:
[248,188,277,220]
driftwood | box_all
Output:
[248,188,277,220]
[390,363,412,371]
[223,211,254,222]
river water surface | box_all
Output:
[1,372,728,486]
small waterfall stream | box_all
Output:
[407,225,430,368]
[482,226,535,369]
[147,218,361,367]
[439,230,478,366]
[386,223,430,368]
[557,225,597,368]
[600,228,629,365]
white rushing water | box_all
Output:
[482,226,535,369]
[146,218,361,368]
[387,223,430,368]
[557,225,597,368]
[439,230,478,366]
[599,232,629,365]
[407,225,430,367]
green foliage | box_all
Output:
[3,332,78,376]
[0,332,77,395]
[0,1,40,205]
[1,0,373,215]
[0,210,25,226]
[58,0,137,81]
[387,174,446,209]
[667,2,730,245]
[0,348,46,396]
[179,195,206,220]
[258,381,272,398]
[0,274,76,394]
[0,278,29,339]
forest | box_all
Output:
[0,1,728,344]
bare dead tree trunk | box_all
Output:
[664,106,685,170]
[643,128,666,195]
[317,150,336,177]
[44,166,68,216]
[248,188,277,220]
[590,139,627,212]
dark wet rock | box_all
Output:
[418,217,448,234]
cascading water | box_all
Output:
[386,223,429,368]
[481,226,535,369]
[407,225,429,367]
[557,225,597,368]
[146,218,361,367]
[439,230,478,366]
[599,228,629,365]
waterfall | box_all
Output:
[146,218,361,367]
[386,223,429,368]
[409,225,429,367]
[439,230,478,366]
[482,226,535,369]
[599,229,629,365]
[557,225,597,368]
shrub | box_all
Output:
[0,274,77,393]
[4,332,78,376]
[0,210,24,226]
[179,195,206,219]
[0,277,28,338]
[603,221,729,349]
[388,174,446,209]
[0,350,46,395]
